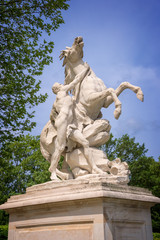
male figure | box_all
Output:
[49,63,104,180]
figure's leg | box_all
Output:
[49,112,69,180]
[50,107,73,180]
[56,169,70,180]
[70,129,104,174]
[55,113,68,147]
[49,138,65,180]
[49,151,61,180]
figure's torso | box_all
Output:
[55,90,73,114]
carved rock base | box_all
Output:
[62,150,130,183]
[1,179,160,240]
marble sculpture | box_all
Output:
[40,37,144,184]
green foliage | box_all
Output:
[0,134,50,206]
[152,204,160,233]
[129,156,160,233]
[102,133,147,163]
[153,233,160,240]
[0,211,8,226]
[129,156,160,194]
[0,134,51,228]
[0,225,8,240]
[0,0,69,142]
[102,133,160,233]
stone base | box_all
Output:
[1,178,160,240]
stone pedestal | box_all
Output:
[1,178,160,240]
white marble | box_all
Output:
[40,36,144,182]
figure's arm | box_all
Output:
[63,63,90,92]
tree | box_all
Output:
[0,134,50,239]
[0,134,50,206]
[102,133,147,163]
[129,156,160,193]
[102,133,160,233]
[0,0,70,142]
[129,156,160,233]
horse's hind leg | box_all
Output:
[83,119,111,139]
[115,82,144,102]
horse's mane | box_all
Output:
[59,37,84,85]
[64,61,76,85]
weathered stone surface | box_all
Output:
[40,36,144,181]
[1,180,159,240]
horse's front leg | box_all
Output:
[104,82,144,108]
[116,82,144,102]
[106,88,122,119]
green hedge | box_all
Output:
[0,225,8,240]
[153,233,160,240]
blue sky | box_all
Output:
[32,0,160,160]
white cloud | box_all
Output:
[112,117,160,138]
[112,117,144,136]
[102,64,160,88]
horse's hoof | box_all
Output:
[136,89,144,102]
[114,106,121,119]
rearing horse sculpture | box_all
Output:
[40,36,144,181]
[59,36,143,146]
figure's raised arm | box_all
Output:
[63,63,90,92]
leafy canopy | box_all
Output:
[0,134,50,206]
[102,133,160,233]
[102,133,147,162]
[0,134,50,232]
[0,0,69,142]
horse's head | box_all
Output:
[59,37,84,85]
[59,36,84,66]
